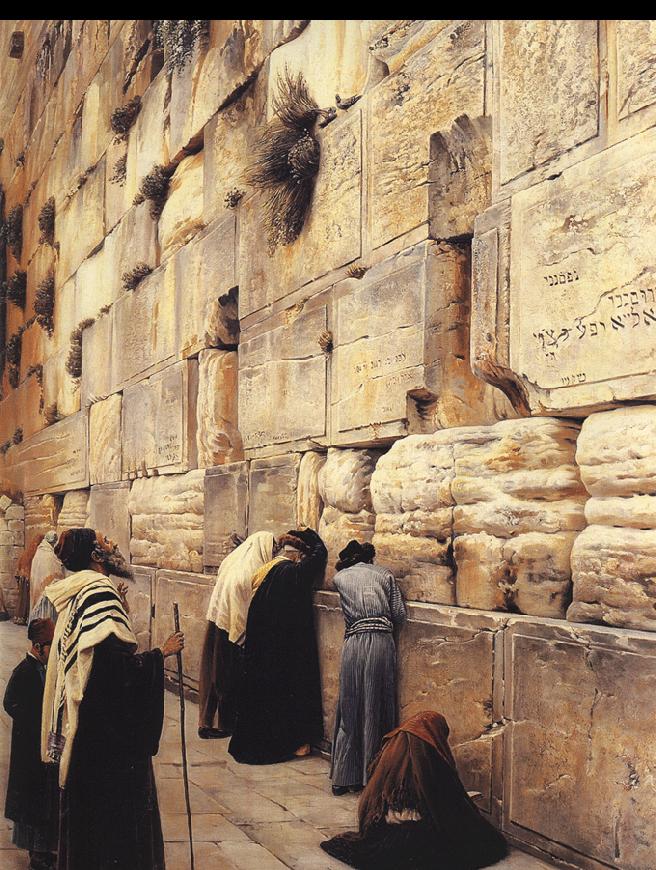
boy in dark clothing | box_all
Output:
[4,618,59,870]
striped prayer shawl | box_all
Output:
[41,570,137,785]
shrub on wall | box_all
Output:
[38,196,55,246]
[34,271,55,336]
[5,271,26,309]
[65,318,95,380]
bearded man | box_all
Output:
[41,527,184,870]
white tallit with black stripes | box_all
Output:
[41,569,137,785]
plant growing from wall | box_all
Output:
[34,271,55,336]
[38,196,55,246]
[44,402,60,425]
[224,188,244,209]
[5,270,26,309]
[153,20,210,74]
[246,69,334,254]
[110,96,142,140]
[6,204,22,259]
[134,163,173,219]
[5,329,22,388]
[26,363,42,384]
[12,427,22,445]
[110,154,127,186]
[122,262,152,291]
[65,317,95,380]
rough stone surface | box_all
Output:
[9,412,88,495]
[122,360,198,478]
[89,394,122,484]
[129,470,205,573]
[159,152,205,261]
[56,489,90,532]
[87,481,131,558]
[496,20,599,184]
[153,569,213,684]
[617,20,656,119]
[196,350,242,468]
[297,452,326,532]
[204,462,249,568]
[248,455,299,537]
[129,565,154,652]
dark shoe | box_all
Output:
[348,784,363,793]
[332,785,349,796]
[198,726,230,739]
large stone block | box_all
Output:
[133,71,170,188]
[239,304,327,452]
[129,565,155,652]
[617,20,656,119]
[153,569,213,684]
[42,349,81,419]
[129,470,205,572]
[10,411,88,495]
[371,434,455,604]
[203,462,249,568]
[24,495,58,542]
[80,310,113,405]
[0,376,44,445]
[103,201,159,303]
[159,152,205,261]
[56,490,90,532]
[196,350,241,468]
[297,451,326,532]
[248,455,299,536]
[476,126,656,415]
[89,394,122,485]
[503,619,656,869]
[56,158,106,286]
[121,359,198,478]
[87,481,131,559]
[239,109,361,318]
[368,20,486,250]
[495,20,600,185]
[313,590,345,742]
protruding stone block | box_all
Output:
[248,455,299,537]
[159,152,205,261]
[153,569,213,684]
[56,490,90,532]
[203,462,249,568]
[196,350,241,468]
[121,359,198,478]
[88,481,131,559]
[129,565,155,652]
[56,159,106,286]
[129,470,205,572]
[89,394,122,484]
[11,412,88,495]
[297,451,326,531]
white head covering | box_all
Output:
[206,531,275,645]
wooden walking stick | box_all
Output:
[173,602,195,870]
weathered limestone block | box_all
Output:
[42,350,81,419]
[617,20,656,119]
[87,482,130,558]
[504,619,656,869]
[56,490,90,532]
[24,495,58,542]
[248,455,299,537]
[368,20,451,75]
[496,20,599,185]
[399,604,506,814]
[371,435,455,604]
[129,470,205,572]
[297,451,326,531]
[129,566,155,652]
[122,360,198,478]
[452,418,585,617]
[173,215,239,359]
[332,242,509,446]
[239,109,361,317]
[159,152,205,261]
[203,462,249,568]
[196,350,241,468]
[476,126,656,415]
[10,412,88,495]
[319,448,380,583]
[53,277,77,358]
[153,570,213,684]
[239,304,327,452]
[268,20,370,109]
[56,159,106,286]
[0,377,44,445]
[569,406,656,631]
[103,202,158,302]
[80,311,113,406]
[368,20,485,250]
[133,71,170,187]
[89,394,122,485]
[313,591,345,741]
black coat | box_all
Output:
[4,654,55,827]
[229,531,327,764]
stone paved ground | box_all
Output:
[0,620,559,869]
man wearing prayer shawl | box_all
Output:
[29,531,64,613]
[321,710,508,869]
[41,527,184,870]
[199,531,277,738]
[229,527,327,765]
[4,618,58,870]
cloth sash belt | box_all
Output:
[345,616,393,639]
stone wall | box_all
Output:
[2,19,656,868]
